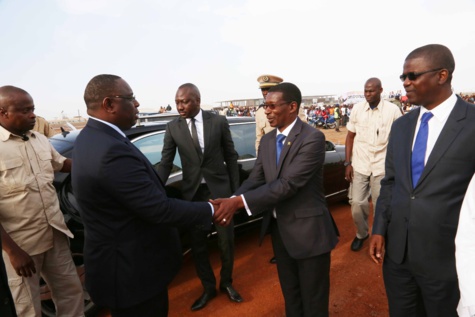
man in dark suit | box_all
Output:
[369,44,475,317]
[213,82,339,317]
[71,75,214,317]
[157,83,242,311]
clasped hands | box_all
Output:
[210,196,244,227]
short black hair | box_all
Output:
[84,74,122,109]
[177,83,201,100]
[268,82,302,108]
[406,44,455,82]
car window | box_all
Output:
[132,132,182,173]
[230,123,256,159]
[131,122,257,171]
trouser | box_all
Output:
[110,289,168,317]
[383,255,459,317]
[271,219,331,317]
[334,118,340,130]
[3,229,84,317]
[350,171,384,239]
[191,185,235,292]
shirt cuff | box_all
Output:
[207,202,214,216]
[241,194,252,216]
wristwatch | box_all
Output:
[344,161,352,167]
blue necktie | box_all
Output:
[411,112,433,188]
[276,134,285,164]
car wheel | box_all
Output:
[40,253,97,317]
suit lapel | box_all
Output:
[417,98,468,186]
[267,130,278,180]
[277,119,302,173]
[202,111,211,158]
[404,109,420,188]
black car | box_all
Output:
[43,115,348,316]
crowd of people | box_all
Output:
[1,43,474,317]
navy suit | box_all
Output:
[373,97,475,316]
[71,119,212,311]
[235,118,339,316]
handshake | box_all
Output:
[209,196,245,227]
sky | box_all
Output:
[1,0,475,119]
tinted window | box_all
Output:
[131,122,256,171]
[132,132,182,173]
[230,123,256,159]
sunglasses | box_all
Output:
[262,101,292,110]
[399,68,443,82]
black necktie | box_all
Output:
[191,118,202,158]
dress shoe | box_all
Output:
[220,285,243,303]
[269,256,277,264]
[350,235,369,251]
[191,290,217,311]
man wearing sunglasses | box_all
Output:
[370,44,475,317]
[344,78,401,252]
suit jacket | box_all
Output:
[235,118,339,259]
[373,97,475,281]
[71,119,212,309]
[157,111,239,200]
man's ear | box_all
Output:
[101,97,115,114]
[289,101,298,114]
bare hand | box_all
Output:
[345,165,354,183]
[9,246,36,277]
[210,197,243,227]
[369,234,385,264]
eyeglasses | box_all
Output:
[399,68,443,82]
[263,101,292,110]
[108,95,136,101]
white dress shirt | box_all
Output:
[186,109,205,153]
[412,93,457,164]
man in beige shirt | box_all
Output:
[32,116,53,137]
[344,78,402,251]
[0,86,84,316]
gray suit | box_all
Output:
[235,118,339,316]
[158,111,239,291]
[373,97,475,316]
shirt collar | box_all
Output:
[277,117,298,138]
[88,116,126,138]
[419,93,457,122]
[363,99,384,111]
[186,109,203,123]
[0,125,35,142]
